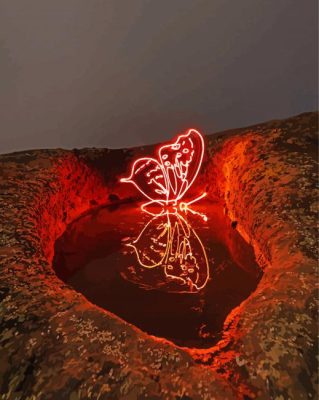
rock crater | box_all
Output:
[0,112,317,399]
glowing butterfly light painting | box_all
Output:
[120,129,207,218]
[120,129,210,293]
[122,211,210,293]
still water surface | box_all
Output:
[53,201,262,348]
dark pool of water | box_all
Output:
[53,201,262,348]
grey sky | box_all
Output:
[0,0,317,154]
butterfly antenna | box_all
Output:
[180,192,208,221]
[184,206,208,222]
[185,192,207,206]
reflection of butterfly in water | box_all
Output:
[126,211,209,293]
[120,129,207,217]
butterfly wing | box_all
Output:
[158,129,204,202]
[127,213,170,268]
[121,157,168,203]
[163,213,209,292]
[126,212,209,292]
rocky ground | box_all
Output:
[0,112,318,399]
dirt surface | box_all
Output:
[0,112,318,399]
